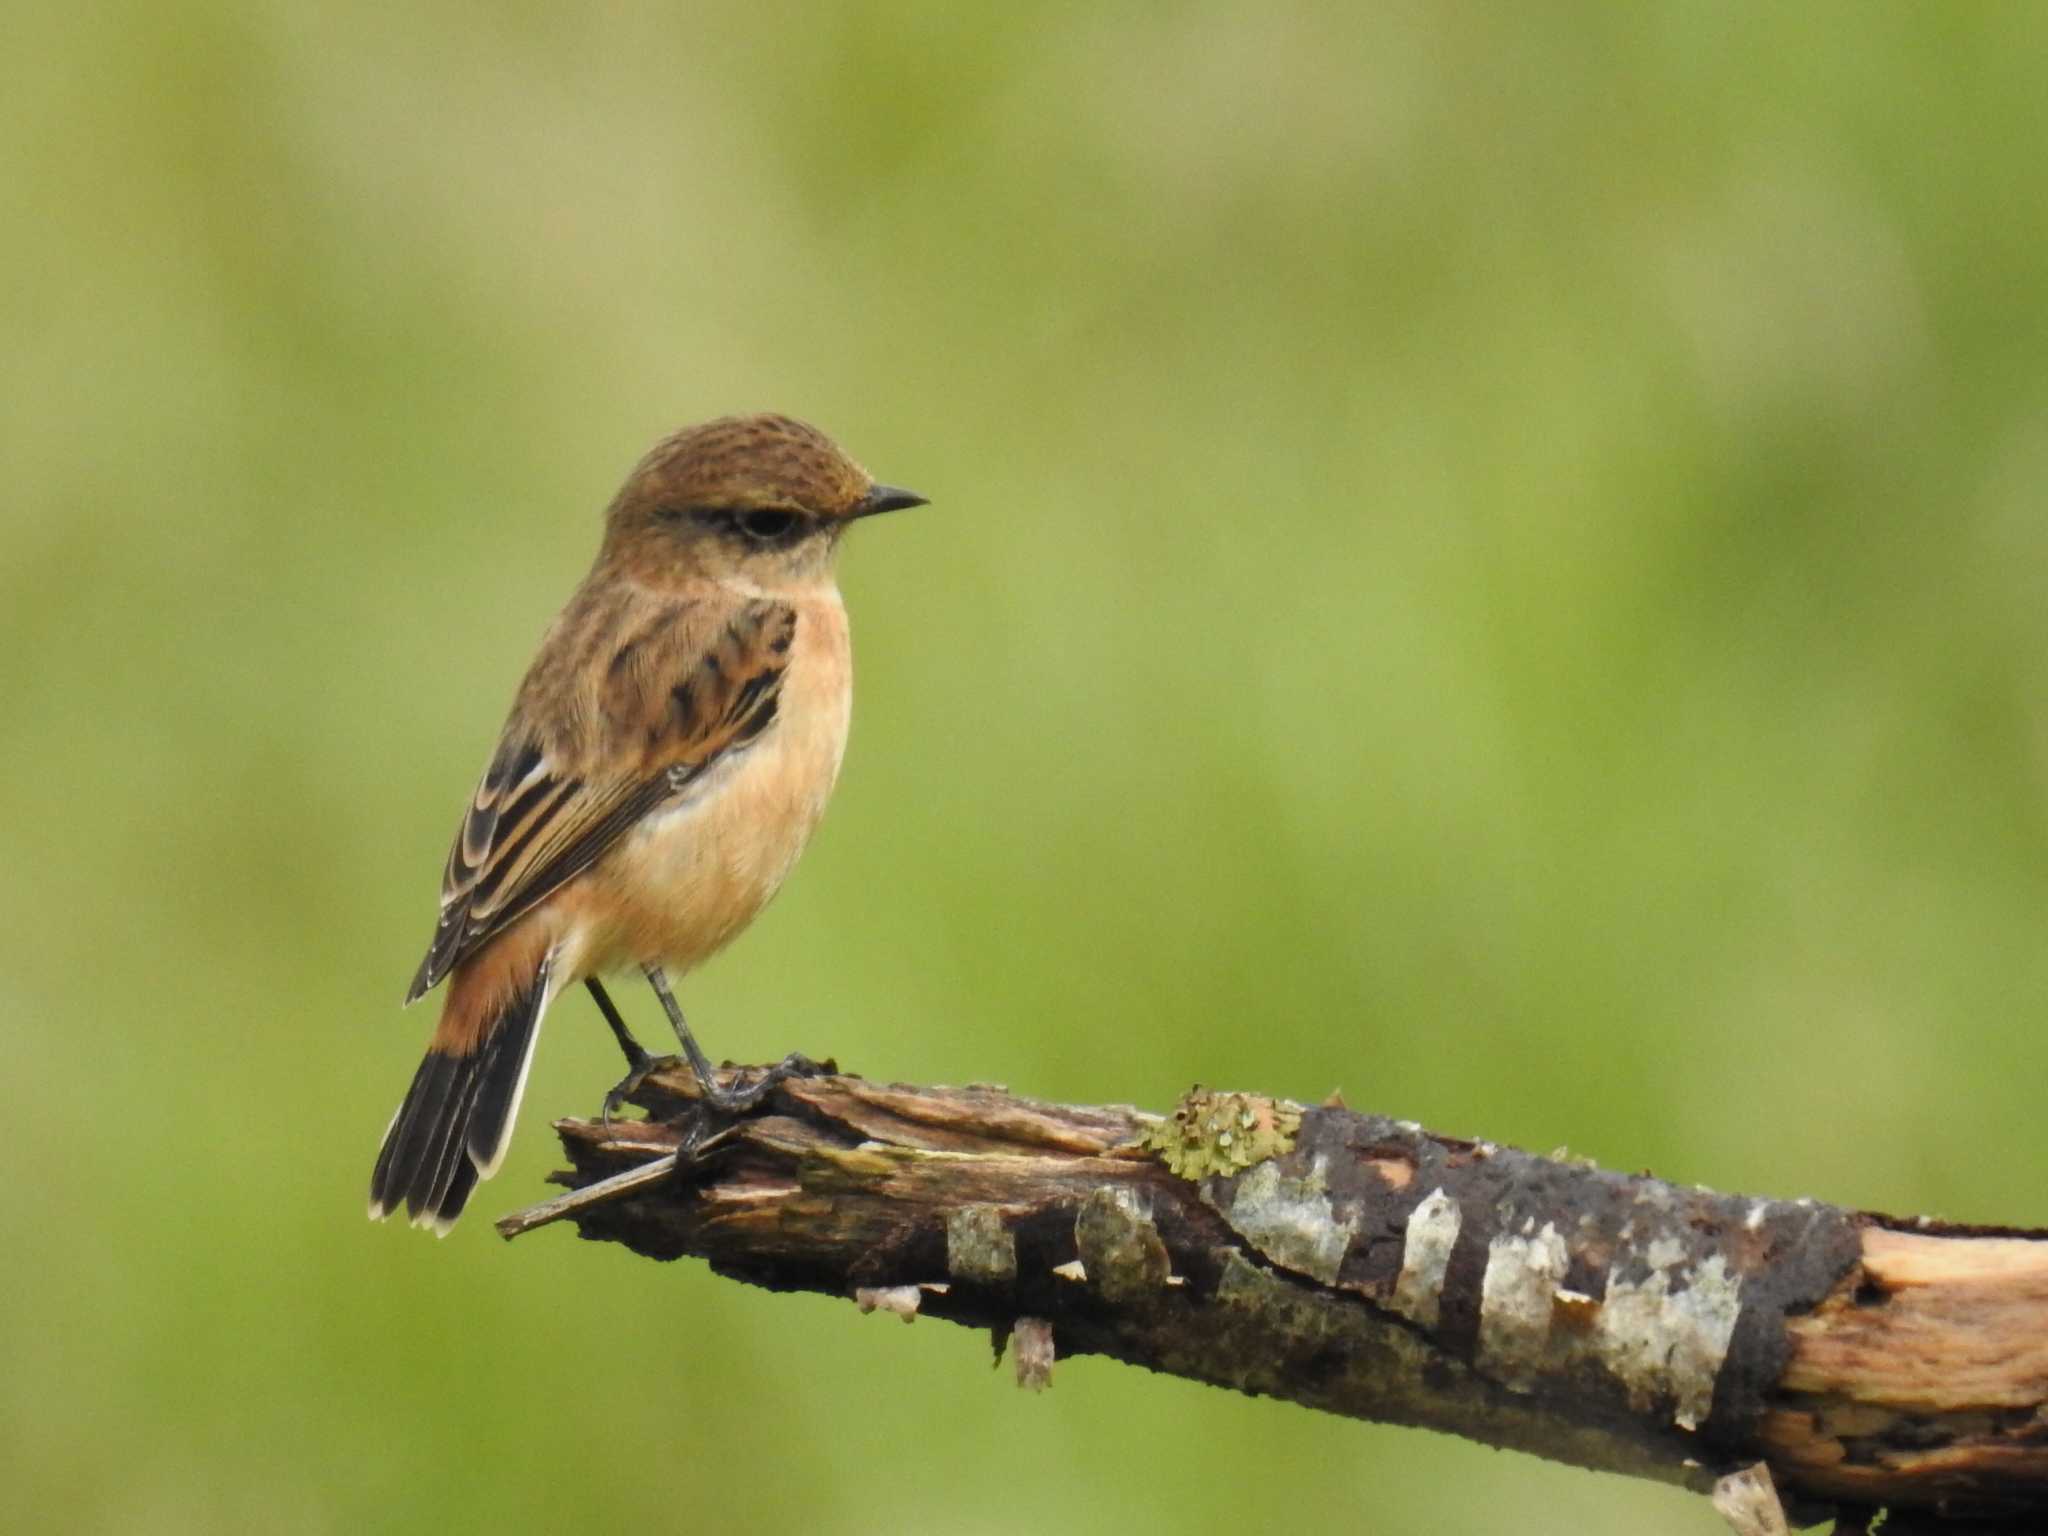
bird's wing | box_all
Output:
[405,596,797,1002]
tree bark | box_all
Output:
[500,1062,2048,1532]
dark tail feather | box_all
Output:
[369,956,553,1235]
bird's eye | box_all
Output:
[739,509,800,541]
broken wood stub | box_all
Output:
[507,1063,2048,1525]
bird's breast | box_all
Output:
[577,594,852,977]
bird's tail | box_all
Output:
[369,942,556,1235]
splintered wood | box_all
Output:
[1762,1228,2048,1509]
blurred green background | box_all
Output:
[6,4,2046,1532]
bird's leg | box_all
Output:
[591,977,656,1125]
[643,966,824,1114]
[589,977,651,1068]
[642,965,725,1096]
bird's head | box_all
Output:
[602,414,926,590]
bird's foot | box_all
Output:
[669,1054,832,1167]
[599,1047,670,1126]
[694,1051,833,1115]
[606,1050,832,1131]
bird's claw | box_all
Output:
[599,1050,674,1127]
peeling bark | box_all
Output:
[501,1064,2048,1529]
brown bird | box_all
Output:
[370,414,926,1233]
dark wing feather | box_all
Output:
[405,599,795,1001]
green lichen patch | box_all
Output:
[1143,1089,1303,1180]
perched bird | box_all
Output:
[370,414,926,1233]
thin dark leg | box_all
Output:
[643,966,825,1114]
[642,965,723,1092]
[586,978,650,1070]
[591,977,659,1124]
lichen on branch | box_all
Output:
[501,1062,2048,1530]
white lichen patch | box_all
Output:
[1216,1155,1358,1286]
[1643,1233,1689,1271]
[1389,1188,1462,1328]
[1598,1251,1743,1429]
[945,1205,1018,1285]
[1711,1462,1789,1536]
[1476,1220,1571,1391]
[855,1285,922,1321]
[1012,1316,1055,1392]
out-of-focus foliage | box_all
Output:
[5,5,2044,1532]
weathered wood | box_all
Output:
[501,1062,2048,1530]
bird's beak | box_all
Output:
[852,484,929,520]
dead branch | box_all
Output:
[501,1063,2048,1532]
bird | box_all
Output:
[369,413,926,1234]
